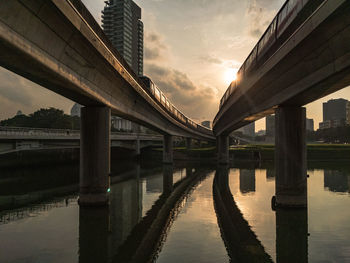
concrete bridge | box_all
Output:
[214,0,350,207]
[0,0,214,206]
[0,126,162,155]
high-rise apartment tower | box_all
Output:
[102,0,144,76]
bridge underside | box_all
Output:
[214,0,350,136]
[0,0,213,141]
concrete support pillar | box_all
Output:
[276,208,308,263]
[217,135,229,164]
[186,138,192,150]
[198,140,202,148]
[163,164,173,194]
[275,106,307,207]
[80,106,110,207]
[163,135,173,164]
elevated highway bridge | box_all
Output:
[214,0,350,207]
[0,0,213,205]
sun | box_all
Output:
[224,68,238,85]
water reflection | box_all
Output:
[266,169,275,181]
[275,208,308,263]
[214,165,273,262]
[229,164,350,263]
[1,161,350,263]
[239,169,256,194]
[324,170,349,193]
[79,207,109,263]
[162,165,174,194]
[78,164,211,263]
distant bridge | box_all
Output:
[0,126,162,155]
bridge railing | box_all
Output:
[0,126,163,139]
[0,126,80,137]
[216,0,327,121]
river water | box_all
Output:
[0,161,349,262]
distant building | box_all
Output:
[201,121,211,129]
[319,119,346,130]
[319,98,350,129]
[102,0,144,76]
[70,103,82,117]
[237,122,255,137]
[256,130,266,136]
[306,118,314,131]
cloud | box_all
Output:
[144,32,168,61]
[0,68,73,120]
[199,55,222,65]
[144,63,218,121]
[0,69,33,107]
[246,0,280,38]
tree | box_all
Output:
[0,108,80,129]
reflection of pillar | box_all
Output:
[80,106,110,206]
[276,208,308,263]
[239,169,255,194]
[186,166,193,178]
[186,138,192,150]
[217,135,229,164]
[163,164,174,194]
[79,207,109,263]
[163,135,173,164]
[109,173,143,255]
[275,106,307,207]
[135,163,142,217]
[266,169,275,181]
[217,165,230,192]
[135,139,141,156]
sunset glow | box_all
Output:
[224,68,238,85]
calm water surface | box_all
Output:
[0,162,349,262]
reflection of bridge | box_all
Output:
[1,161,324,262]
[0,0,214,206]
[214,166,308,263]
[214,0,350,207]
[0,126,162,155]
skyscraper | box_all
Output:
[319,98,350,129]
[102,0,143,76]
[323,99,349,122]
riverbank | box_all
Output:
[231,144,350,161]
[1,144,350,168]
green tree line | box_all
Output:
[0,108,80,130]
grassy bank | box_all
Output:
[231,144,350,160]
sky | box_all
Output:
[1,0,350,131]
